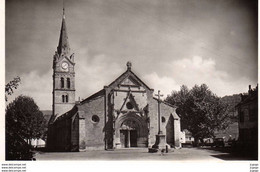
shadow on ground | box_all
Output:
[195,146,258,161]
[211,154,257,161]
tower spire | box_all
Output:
[57,4,70,56]
[63,0,65,19]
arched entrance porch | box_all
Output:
[114,112,148,148]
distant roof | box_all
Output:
[41,110,52,123]
[236,85,258,107]
[41,110,52,115]
[153,97,178,109]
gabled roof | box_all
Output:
[236,93,258,107]
[54,105,78,122]
[79,62,153,104]
[152,97,180,120]
[108,65,152,91]
[236,85,258,108]
[80,89,105,104]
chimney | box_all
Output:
[248,85,252,95]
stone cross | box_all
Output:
[155,90,163,102]
[126,61,132,70]
[155,90,163,134]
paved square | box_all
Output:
[35,147,251,161]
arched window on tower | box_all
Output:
[66,95,68,102]
[67,78,70,89]
[62,95,65,103]
[61,77,64,88]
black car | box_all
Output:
[213,138,225,147]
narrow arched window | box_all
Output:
[62,95,65,103]
[67,78,70,89]
[61,77,64,88]
[66,95,68,102]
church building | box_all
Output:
[47,9,181,151]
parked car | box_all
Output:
[203,138,214,147]
[213,138,225,147]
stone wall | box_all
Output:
[47,112,79,152]
[54,73,75,89]
[54,90,75,116]
[148,98,158,147]
[149,98,181,148]
[173,116,181,147]
[78,96,105,150]
[53,118,71,151]
[79,117,86,149]
[166,114,175,146]
[71,114,79,151]
[238,100,258,158]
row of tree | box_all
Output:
[165,84,230,145]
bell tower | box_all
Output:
[52,8,75,118]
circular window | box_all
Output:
[126,102,134,109]
[92,115,100,123]
[161,116,166,123]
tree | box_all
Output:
[5,76,21,101]
[6,95,46,143]
[6,95,46,160]
[166,84,229,146]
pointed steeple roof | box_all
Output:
[57,7,70,56]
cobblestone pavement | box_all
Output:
[35,147,249,161]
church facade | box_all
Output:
[47,10,181,151]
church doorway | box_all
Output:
[119,119,138,148]
[115,113,148,148]
[120,130,137,148]
[130,130,137,147]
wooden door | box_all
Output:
[130,130,137,147]
[120,130,128,148]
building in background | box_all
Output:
[182,129,194,145]
[236,85,258,158]
[214,94,241,141]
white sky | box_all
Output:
[5,0,258,110]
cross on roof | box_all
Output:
[126,61,132,70]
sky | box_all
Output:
[5,0,258,110]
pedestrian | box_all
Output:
[160,149,165,156]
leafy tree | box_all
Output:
[6,95,46,160]
[5,76,21,101]
[166,84,229,145]
[6,95,46,144]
